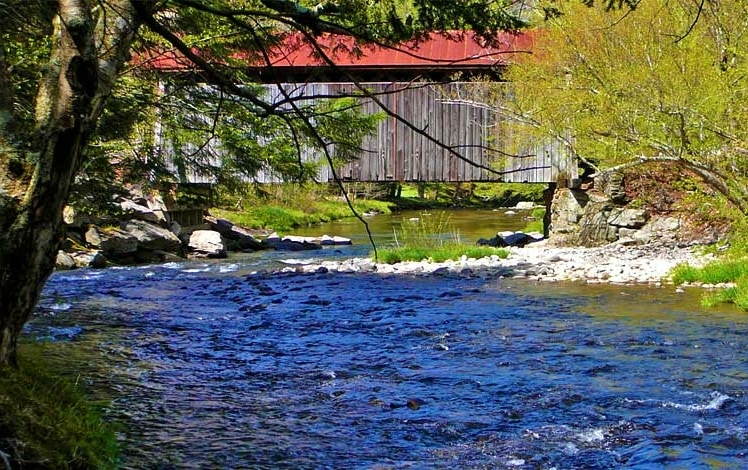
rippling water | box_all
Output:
[29,251,748,469]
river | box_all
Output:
[28,210,748,469]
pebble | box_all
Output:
[285,243,713,285]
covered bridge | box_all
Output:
[150,32,577,185]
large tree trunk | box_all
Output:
[0,0,139,367]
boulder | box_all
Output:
[632,216,682,244]
[71,250,107,269]
[84,226,102,247]
[55,251,76,270]
[501,232,539,247]
[608,208,648,228]
[120,199,166,224]
[596,171,627,204]
[188,230,227,258]
[263,233,321,251]
[477,236,506,248]
[86,225,139,256]
[478,231,542,248]
[515,201,536,210]
[549,188,616,246]
[319,235,352,246]
[120,219,181,253]
[206,216,264,250]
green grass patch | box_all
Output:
[521,207,546,233]
[671,258,748,311]
[701,273,748,310]
[671,259,748,285]
[377,244,509,264]
[212,199,392,232]
[0,343,119,469]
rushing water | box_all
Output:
[29,211,748,469]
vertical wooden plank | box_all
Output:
[418,85,427,181]
[401,88,415,181]
[450,88,460,182]
[425,85,434,182]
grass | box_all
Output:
[701,276,748,309]
[0,342,119,469]
[375,211,510,264]
[393,211,460,248]
[386,183,546,209]
[521,207,546,234]
[670,259,748,285]
[212,199,393,232]
[671,258,748,310]
[377,244,509,264]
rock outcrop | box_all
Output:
[548,186,672,247]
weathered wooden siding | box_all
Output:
[264,82,504,182]
[504,136,578,184]
[164,82,576,184]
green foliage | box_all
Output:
[671,259,748,286]
[522,208,545,233]
[0,343,119,469]
[377,244,509,264]
[504,0,748,215]
[529,207,546,218]
[702,276,748,310]
[375,210,509,263]
[211,188,393,232]
[0,2,54,137]
[473,183,545,206]
[671,259,748,310]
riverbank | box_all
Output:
[274,240,714,286]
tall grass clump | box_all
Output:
[393,211,460,248]
[376,211,509,263]
[0,343,119,469]
[671,259,748,285]
[702,276,748,310]
[671,258,748,310]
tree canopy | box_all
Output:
[503,0,748,214]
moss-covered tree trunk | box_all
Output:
[0,0,139,367]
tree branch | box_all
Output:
[592,155,748,215]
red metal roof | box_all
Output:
[143,31,534,72]
[265,31,534,68]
